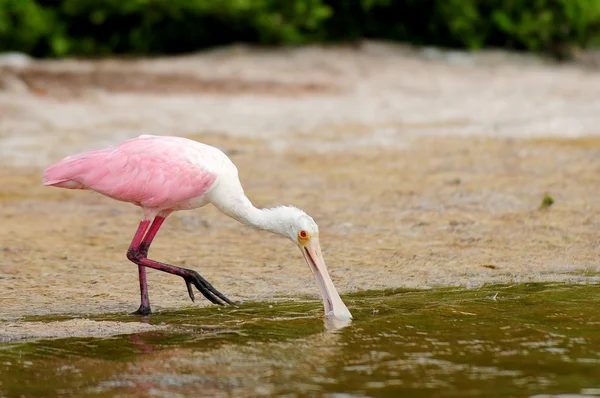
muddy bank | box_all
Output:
[0,319,170,341]
[1,135,600,323]
[2,42,600,168]
[1,44,600,338]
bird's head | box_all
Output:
[268,206,352,321]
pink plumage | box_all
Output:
[44,135,219,212]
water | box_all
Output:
[1,283,599,397]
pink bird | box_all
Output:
[43,135,352,319]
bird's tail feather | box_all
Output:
[43,149,108,189]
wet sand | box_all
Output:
[1,43,599,338]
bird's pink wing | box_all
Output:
[44,136,217,209]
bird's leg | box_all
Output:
[136,257,234,305]
[138,215,167,258]
[127,216,234,308]
[130,215,170,315]
[127,220,151,315]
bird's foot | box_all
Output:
[131,304,152,316]
[182,269,234,306]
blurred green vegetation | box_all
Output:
[1,0,600,57]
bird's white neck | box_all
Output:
[211,186,291,238]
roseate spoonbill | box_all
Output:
[43,135,352,319]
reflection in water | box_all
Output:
[113,325,349,397]
[324,315,353,331]
[128,333,156,354]
[1,283,600,397]
[122,313,351,396]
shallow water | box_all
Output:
[1,283,599,397]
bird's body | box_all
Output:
[45,135,236,218]
[43,135,352,320]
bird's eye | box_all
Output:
[298,230,310,245]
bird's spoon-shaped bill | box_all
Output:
[301,237,352,320]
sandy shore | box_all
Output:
[1,42,599,338]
